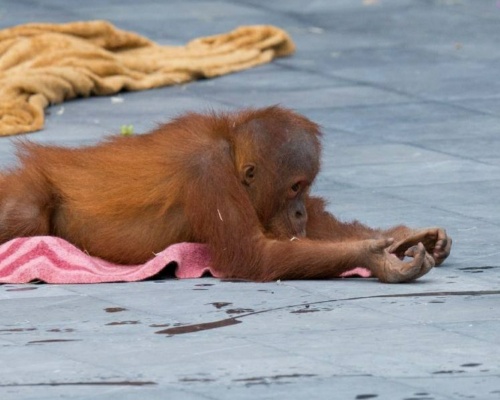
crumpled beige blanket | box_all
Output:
[0,20,295,136]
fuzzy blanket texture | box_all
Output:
[0,20,295,136]
[0,236,372,284]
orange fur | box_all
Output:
[0,107,451,282]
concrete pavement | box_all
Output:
[1,1,499,399]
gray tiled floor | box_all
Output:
[1,1,499,399]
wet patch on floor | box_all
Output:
[155,318,241,335]
[5,286,38,292]
[233,373,316,386]
[458,266,498,273]
[179,377,216,383]
[226,308,254,315]
[0,327,37,333]
[104,307,127,313]
[432,370,465,374]
[0,380,156,387]
[27,339,81,345]
[209,302,232,309]
[291,308,321,314]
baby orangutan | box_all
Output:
[0,106,451,283]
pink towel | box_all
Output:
[0,236,371,284]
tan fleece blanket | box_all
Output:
[0,21,295,136]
